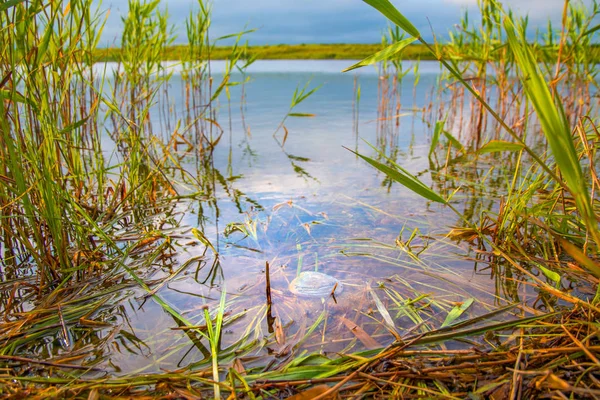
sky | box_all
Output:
[96,0,587,46]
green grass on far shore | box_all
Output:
[94,42,600,63]
[93,43,437,62]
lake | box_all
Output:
[89,59,521,376]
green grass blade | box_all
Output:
[0,0,26,12]
[294,84,321,105]
[410,312,558,346]
[583,23,600,37]
[443,131,464,152]
[478,140,525,154]
[192,228,218,254]
[504,17,600,246]
[441,298,474,328]
[429,120,444,158]
[536,264,561,288]
[560,239,600,280]
[288,113,316,117]
[344,146,447,204]
[343,37,416,72]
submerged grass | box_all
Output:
[4,294,599,398]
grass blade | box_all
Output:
[429,120,444,158]
[441,298,474,328]
[443,131,464,152]
[583,23,600,37]
[343,37,416,72]
[478,140,525,154]
[345,146,447,204]
[504,16,600,246]
[0,0,26,13]
[409,312,557,346]
[559,239,600,280]
[288,113,316,117]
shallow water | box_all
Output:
[95,60,523,375]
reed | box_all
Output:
[0,0,253,391]
[0,0,109,284]
[351,0,600,285]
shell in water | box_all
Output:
[289,271,343,298]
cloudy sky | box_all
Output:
[97,0,586,46]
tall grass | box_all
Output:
[0,0,109,285]
[350,0,600,296]
[0,0,251,379]
[0,0,258,284]
[0,0,273,392]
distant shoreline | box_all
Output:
[93,43,437,62]
[93,42,600,63]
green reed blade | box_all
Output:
[408,312,558,346]
[443,130,464,152]
[0,90,31,105]
[583,23,600,37]
[441,298,474,328]
[0,0,26,12]
[559,239,600,280]
[430,303,519,334]
[288,113,316,117]
[429,120,444,158]
[504,16,600,246]
[536,263,561,287]
[344,146,447,204]
[228,368,256,400]
[343,37,416,72]
[478,140,525,154]
[292,83,322,107]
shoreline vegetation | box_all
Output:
[93,43,430,61]
[93,42,600,62]
[3,0,600,398]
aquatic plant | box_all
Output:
[350,0,600,288]
[0,0,257,392]
[0,0,109,283]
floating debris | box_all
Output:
[289,271,343,297]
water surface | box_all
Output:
[102,60,513,375]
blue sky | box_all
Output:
[97,0,580,46]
